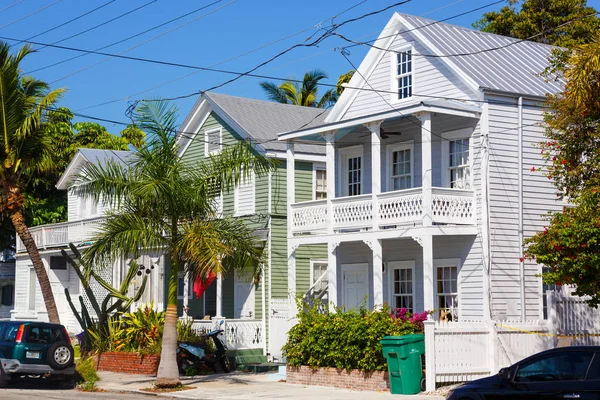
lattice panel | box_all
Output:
[81,261,112,317]
[378,194,422,225]
[431,194,474,224]
[291,203,327,232]
[332,200,373,229]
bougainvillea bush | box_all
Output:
[283,299,430,371]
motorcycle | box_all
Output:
[177,328,231,375]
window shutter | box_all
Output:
[235,172,255,216]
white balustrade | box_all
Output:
[290,199,327,233]
[377,188,423,226]
[431,188,475,225]
[225,319,263,350]
[332,194,373,230]
[15,217,105,253]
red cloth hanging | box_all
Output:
[193,271,217,299]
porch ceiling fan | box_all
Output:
[360,127,402,140]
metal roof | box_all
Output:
[398,13,563,98]
[78,148,134,167]
[204,92,326,155]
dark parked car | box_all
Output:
[447,346,600,400]
[0,321,75,386]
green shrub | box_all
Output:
[74,357,99,391]
[283,299,428,372]
[177,319,215,353]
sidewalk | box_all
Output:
[96,371,445,400]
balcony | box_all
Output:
[16,217,104,253]
[290,187,475,234]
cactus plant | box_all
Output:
[62,243,148,351]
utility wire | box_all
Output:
[26,0,159,63]
[50,0,238,84]
[0,0,63,30]
[0,0,26,15]
[76,0,375,112]
[30,0,225,74]
[13,0,117,46]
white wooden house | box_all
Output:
[279,13,600,387]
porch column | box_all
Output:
[288,243,297,318]
[286,142,295,238]
[328,241,338,312]
[418,112,433,227]
[366,121,383,230]
[216,273,223,318]
[422,235,435,312]
[324,132,335,234]
[182,272,189,318]
[371,239,383,308]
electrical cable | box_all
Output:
[29,0,225,74]
[0,0,26,15]
[0,0,63,30]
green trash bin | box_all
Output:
[380,334,425,395]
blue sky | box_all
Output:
[3,0,600,131]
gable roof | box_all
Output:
[396,13,562,97]
[56,149,133,190]
[180,92,326,156]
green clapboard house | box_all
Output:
[175,92,327,362]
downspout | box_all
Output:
[263,170,271,357]
[480,102,492,321]
[518,97,525,322]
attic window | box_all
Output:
[204,128,222,156]
[395,50,412,100]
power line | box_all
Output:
[0,0,26,15]
[30,0,225,74]
[0,0,63,30]
[25,0,159,66]
[75,0,375,112]
[50,0,239,84]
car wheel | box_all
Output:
[47,341,74,370]
[219,356,231,373]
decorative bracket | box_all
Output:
[319,131,337,142]
[413,111,430,121]
[329,240,341,253]
[362,240,373,251]
[411,236,424,248]
[363,120,384,132]
[289,242,300,254]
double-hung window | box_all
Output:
[310,261,328,295]
[313,166,327,200]
[387,143,413,191]
[204,127,222,156]
[449,139,470,189]
[339,146,363,196]
[435,261,459,320]
[395,49,413,100]
[388,261,415,312]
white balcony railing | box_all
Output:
[186,318,264,350]
[16,217,104,253]
[291,187,475,234]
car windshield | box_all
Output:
[515,352,594,382]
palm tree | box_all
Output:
[336,70,355,96]
[260,69,337,108]
[71,100,274,387]
[0,42,64,324]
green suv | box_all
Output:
[0,321,75,386]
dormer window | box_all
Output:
[395,50,412,100]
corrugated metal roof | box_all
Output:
[205,92,326,155]
[78,148,133,167]
[398,13,564,98]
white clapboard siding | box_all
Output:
[341,28,473,121]
[235,172,255,216]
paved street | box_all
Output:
[0,380,147,399]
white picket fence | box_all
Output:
[183,317,264,351]
[423,290,600,391]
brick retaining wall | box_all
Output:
[286,366,390,391]
[95,352,160,375]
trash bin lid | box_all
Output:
[380,334,424,345]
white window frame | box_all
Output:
[434,258,460,320]
[312,163,327,200]
[28,267,36,311]
[338,145,363,197]
[441,128,474,189]
[390,45,414,103]
[234,170,255,216]
[386,141,414,192]
[387,260,416,312]
[177,273,193,300]
[309,259,329,292]
[204,127,222,157]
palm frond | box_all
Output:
[259,81,290,104]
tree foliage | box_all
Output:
[260,69,338,108]
[474,0,600,48]
[525,35,600,306]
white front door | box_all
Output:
[342,263,369,310]
[234,270,255,319]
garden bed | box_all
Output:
[95,352,160,375]
[286,366,390,392]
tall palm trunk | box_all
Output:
[10,210,60,324]
[156,259,180,387]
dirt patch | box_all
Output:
[141,385,196,393]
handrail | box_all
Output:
[306,270,327,294]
